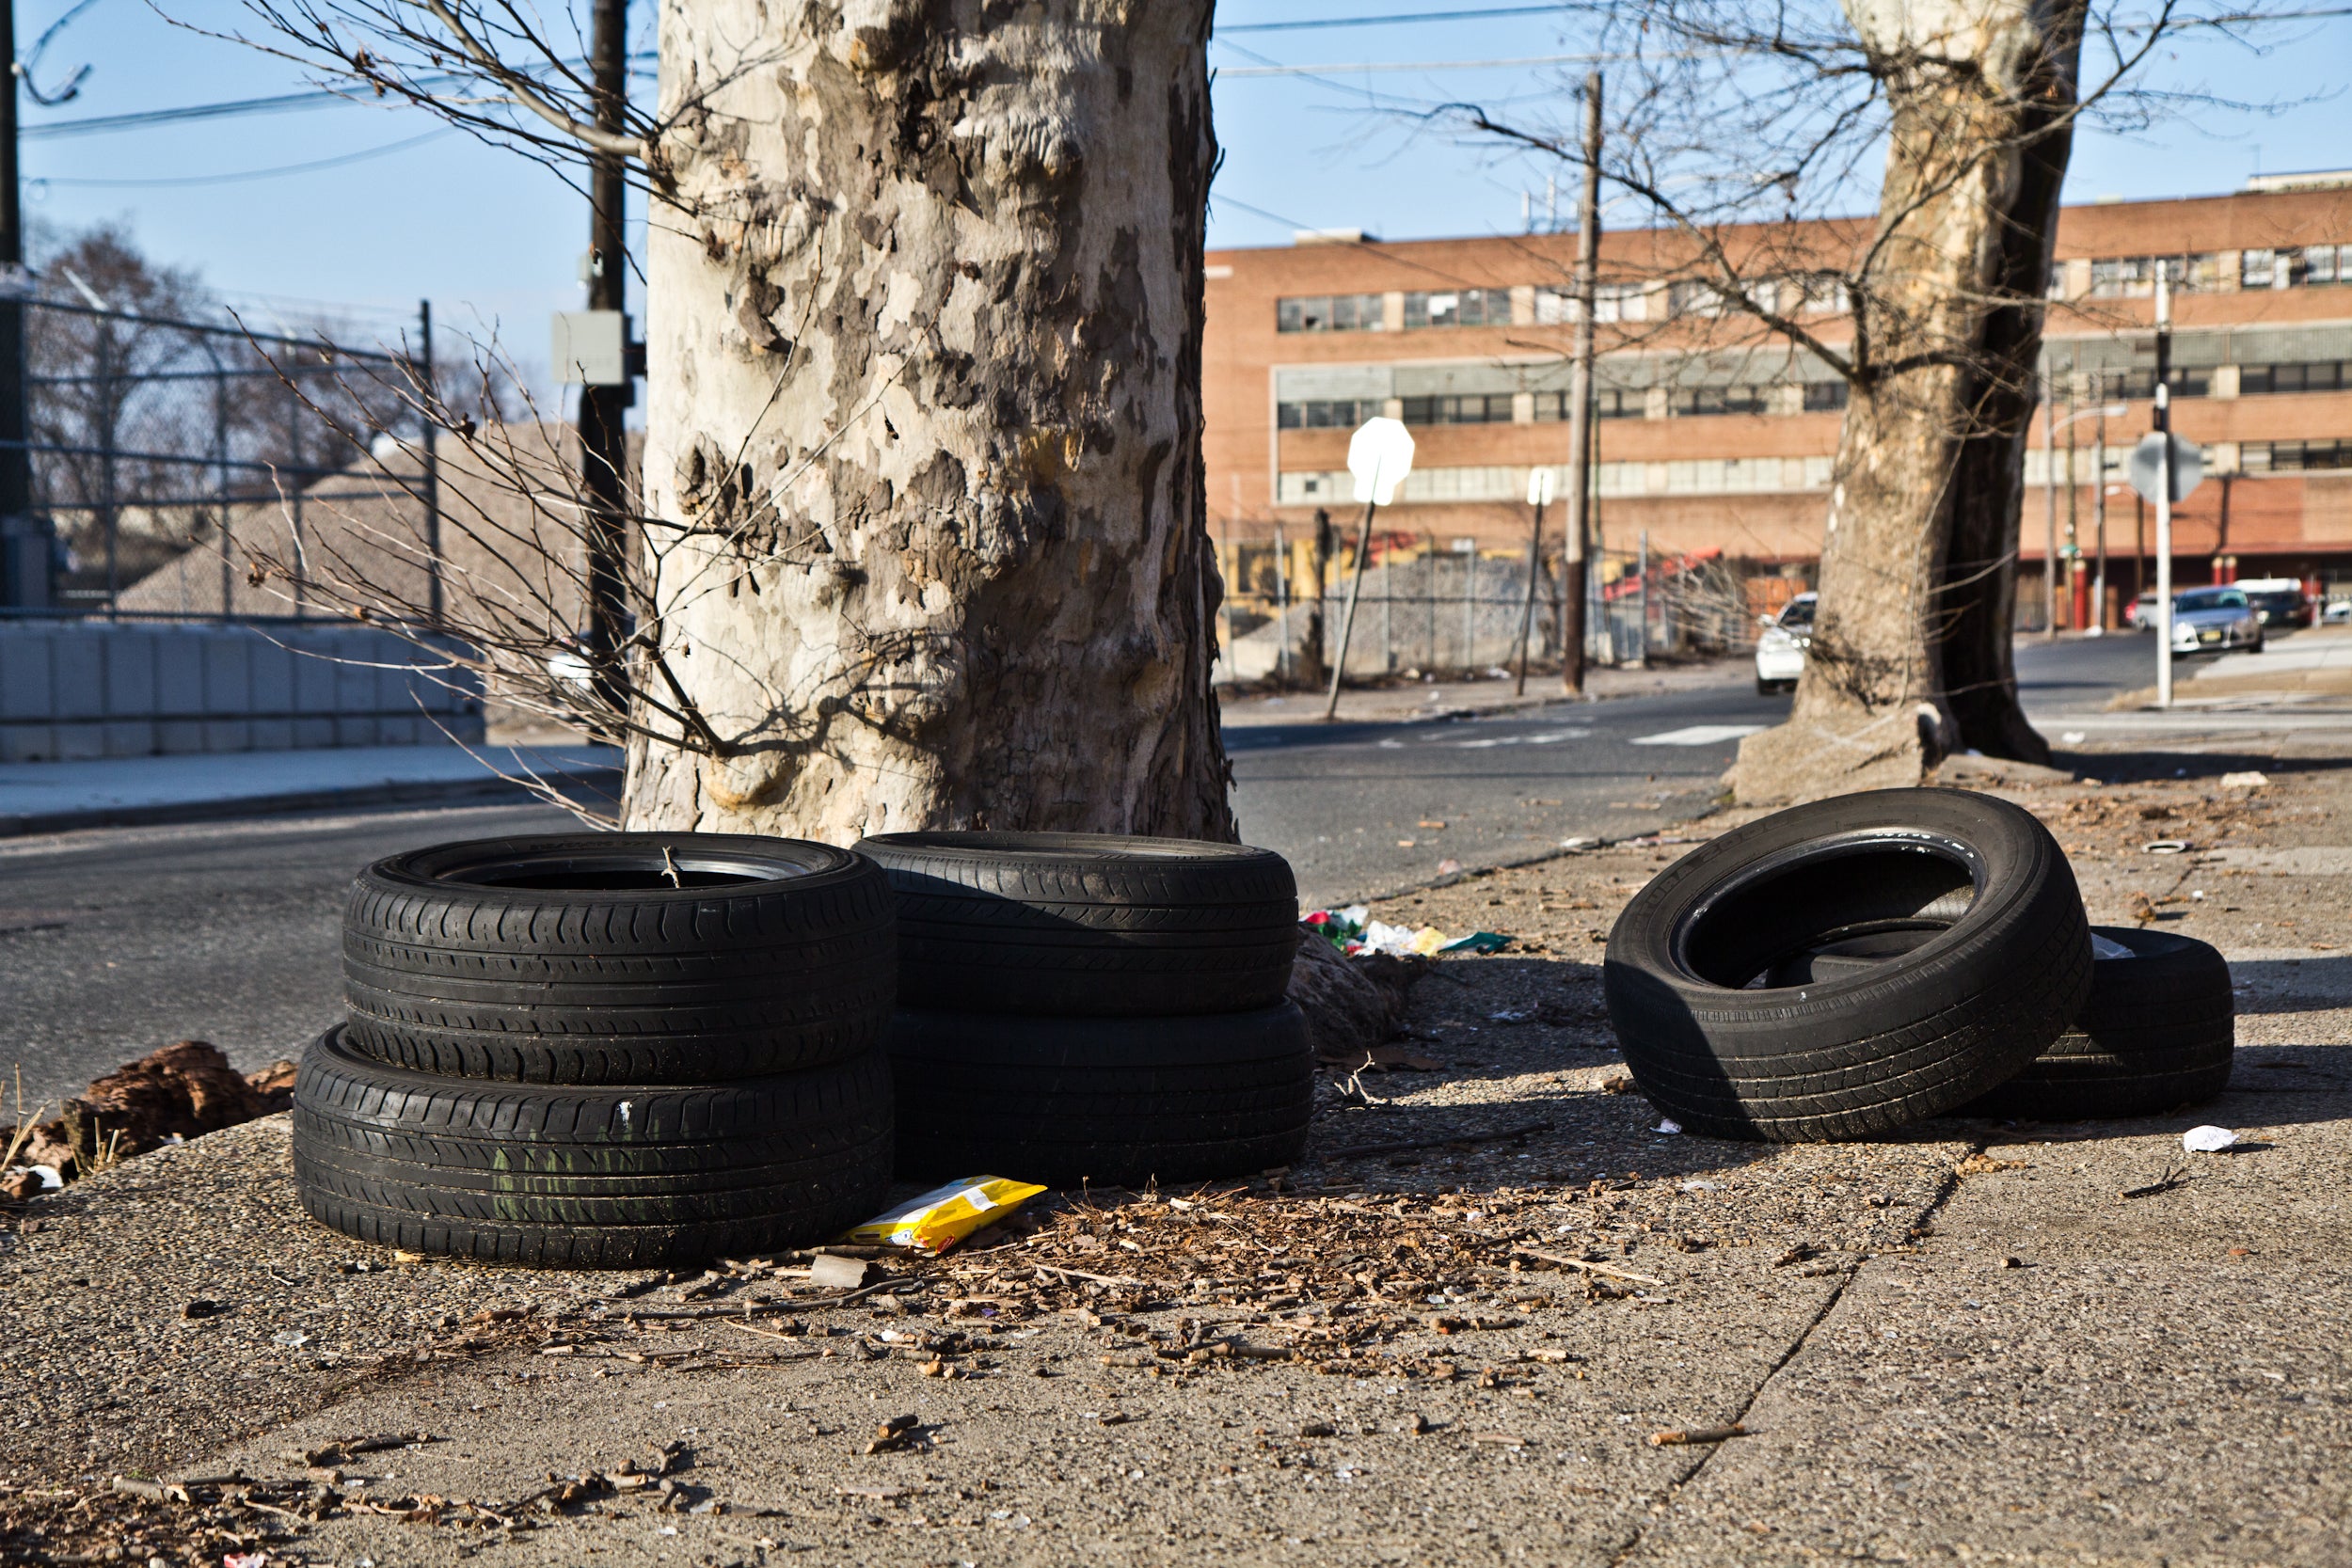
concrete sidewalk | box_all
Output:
[6,751,2349,1563]
[0,741,622,836]
[1221,656,1748,729]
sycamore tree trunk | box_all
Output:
[624,0,1233,840]
[1728,0,2084,803]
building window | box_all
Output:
[1532,281,1649,324]
[2241,245,2348,290]
[2242,439,2352,473]
[2237,359,2352,395]
[1275,293,1387,333]
[1399,393,1515,425]
[2109,366,2210,401]
[1668,384,1770,417]
[1403,289,1512,329]
[1531,388,1643,420]
[1802,381,1850,412]
[1276,399,1378,430]
[1667,280,1725,317]
[2087,254,2220,297]
[1778,273,1849,314]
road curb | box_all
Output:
[0,768,623,839]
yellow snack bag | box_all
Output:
[838,1175,1047,1254]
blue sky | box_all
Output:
[24,1,2352,360]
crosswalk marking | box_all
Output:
[1630,723,1767,747]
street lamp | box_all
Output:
[2042,398,2129,637]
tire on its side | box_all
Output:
[291,1025,893,1268]
[885,1002,1314,1186]
[342,833,897,1085]
[1602,787,2091,1142]
[852,832,1298,1017]
[1959,926,2233,1120]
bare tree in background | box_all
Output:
[1455,0,2255,800]
[201,0,1236,841]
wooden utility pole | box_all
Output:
[1560,71,1602,695]
[579,0,632,721]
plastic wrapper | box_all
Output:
[839,1175,1047,1254]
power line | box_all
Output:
[1221,5,1583,31]
[24,8,2352,139]
[1217,49,1612,74]
[28,128,451,187]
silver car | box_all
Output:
[2168,587,2264,656]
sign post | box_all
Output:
[1324,419,1415,721]
[2153,271,2174,707]
[2126,278,2204,714]
[1514,467,1555,695]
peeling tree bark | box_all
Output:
[625,0,1233,840]
[1729,0,2084,803]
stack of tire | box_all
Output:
[291,834,898,1266]
[1602,789,2234,1141]
[850,832,1313,1187]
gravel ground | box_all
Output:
[5,754,2350,1564]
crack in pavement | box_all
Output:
[1604,1161,1969,1565]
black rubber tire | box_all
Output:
[291,1025,893,1267]
[341,833,897,1085]
[884,1002,1315,1186]
[852,832,1298,1017]
[1959,927,2234,1119]
[1602,787,2091,1142]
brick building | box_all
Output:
[1202,173,2352,632]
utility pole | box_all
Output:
[0,0,44,610]
[2091,372,2108,634]
[579,0,633,725]
[1560,70,1602,696]
[2042,377,2058,639]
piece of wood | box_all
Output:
[1510,1247,1665,1288]
[810,1254,875,1291]
[1325,1119,1554,1161]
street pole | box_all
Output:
[2154,268,2174,709]
[1514,484,1547,695]
[2066,359,2081,630]
[2092,374,2108,634]
[1560,70,1602,696]
[0,0,41,611]
[2042,379,2058,639]
[579,0,633,728]
[1322,500,1380,721]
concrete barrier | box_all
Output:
[0,622,484,762]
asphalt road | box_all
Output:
[0,803,573,1110]
[0,638,2171,1109]
[1230,676,1788,909]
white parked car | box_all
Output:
[1755,593,1814,694]
[2169,586,2264,656]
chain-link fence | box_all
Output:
[1212,535,1796,685]
[7,295,437,621]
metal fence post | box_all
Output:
[420,299,443,626]
[215,357,231,617]
[1271,518,1288,683]
[286,369,306,618]
[1461,549,1475,670]
[99,325,118,615]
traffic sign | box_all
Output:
[1526,467,1556,507]
[1348,418,1416,506]
[2127,432,2204,505]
